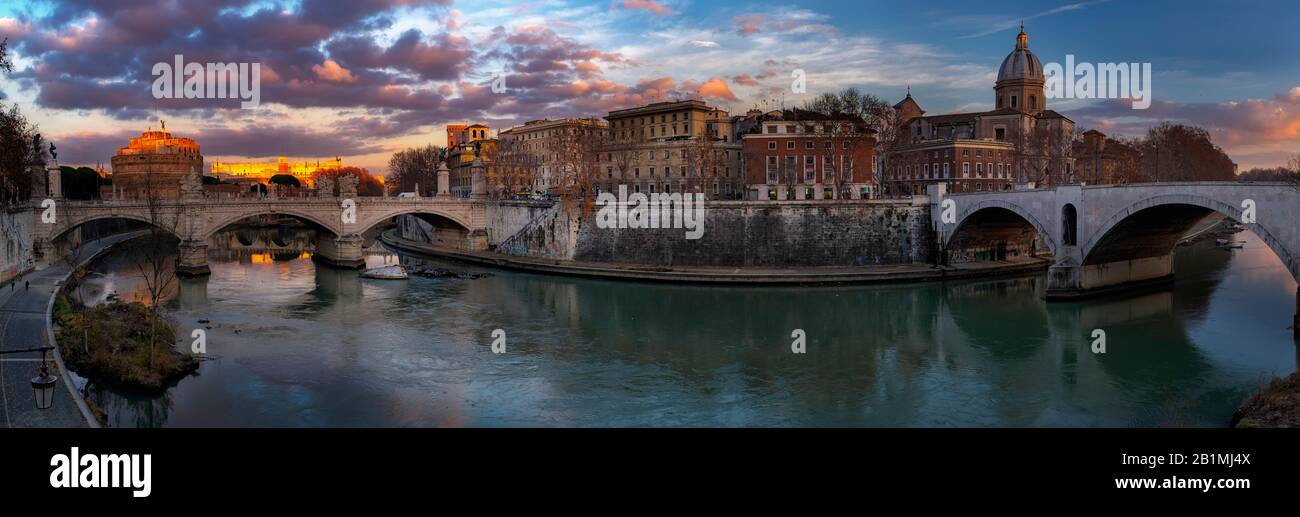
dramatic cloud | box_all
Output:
[734,15,763,35]
[683,77,738,102]
[52,124,387,164]
[312,59,358,82]
[621,0,674,16]
[1068,86,1300,169]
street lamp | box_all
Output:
[1,346,59,410]
[31,353,58,410]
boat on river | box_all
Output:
[361,265,408,279]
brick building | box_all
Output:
[883,24,1075,197]
[447,123,494,197]
[1072,129,1140,185]
[741,110,877,200]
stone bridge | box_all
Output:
[929,182,1300,326]
[31,196,504,275]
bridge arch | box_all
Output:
[947,199,1058,260]
[355,207,474,237]
[200,208,344,241]
[51,212,184,242]
[1081,194,1298,279]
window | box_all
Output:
[787,141,795,150]
[943,163,950,178]
[768,141,776,150]
[962,162,970,178]
[805,141,814,149]
[976,163,983,176]
[1029,95,1037,110]
[766,125,777,134]
[634,167,640,178]
[923,164,930,178]
[1011,95,1018,108]
[824,141,833,149]
[995,127,1005,141]
[649,167,656,177]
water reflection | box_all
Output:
[78,225,1298,427]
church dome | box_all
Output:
[997,24,1043,83]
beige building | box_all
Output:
[497,118,608,197]
[598,99,744,200]
[110,127,204,199]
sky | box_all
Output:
[1,0,1298,174]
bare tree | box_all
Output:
[132,164,180,369]
[683,132,727,199]
[551,124,606,212]
[387,145,442,196]
[487,136,540,199]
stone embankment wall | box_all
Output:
[1,209,35,284]
[402,199,934,268]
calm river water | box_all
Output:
[79,228,1297,427]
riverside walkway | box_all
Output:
[0,234,139,428]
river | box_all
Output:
[76,226,1298,427]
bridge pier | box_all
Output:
[1045,255,1175,300]
[314,234,365,269]
[176,240,211,277]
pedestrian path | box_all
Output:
[0,234,140,428]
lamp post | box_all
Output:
[0,346,59,410]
